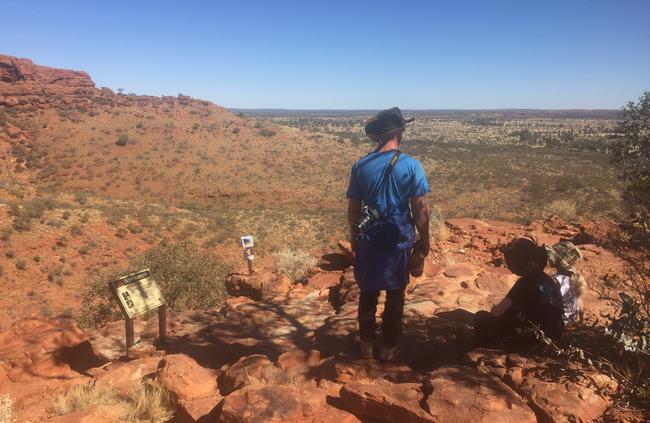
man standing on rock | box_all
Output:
[347,107,430,360]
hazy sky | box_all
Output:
[2,0,649,109]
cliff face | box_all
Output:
[0,55,99,107]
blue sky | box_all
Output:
[2,0,649,109]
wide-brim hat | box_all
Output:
[502,237,548,277]
[546,241,582,272]
[365,107,413,138]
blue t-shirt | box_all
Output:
[346,150,430,216]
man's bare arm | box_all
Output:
[410,196,430,256]
[490,297,513,317]
[347,199,362,250]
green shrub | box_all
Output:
[70,225,82,236]
[116,134,129,146]
[611,91,650,234]
[77,241,232,327]
[258,128,276,137]
[127,223,143,234]
[15,259,27,270]
[0,227,12,242]
[8,198,58,232]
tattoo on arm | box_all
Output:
[347,199,362,248]
[410,196,430,255]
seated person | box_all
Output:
[474,237,564,346]
[546,241,585,324]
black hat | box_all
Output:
[365,107,413,138]
[502,237,548,277]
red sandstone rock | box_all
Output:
[219,383,361,423]
[276,349,322,379]
[306,272,341,290]
[341,366,536,423]
[474,271,513,292]
[520,377,612,423]
[423,366,536,423]
[159,354,221,421]
[221,354,277,394]
[0,317,96,382]
[317,353,421,384]
[443,263,479,278]
[341,380,432,422]
[225,271,295,300]
[422,261,441,276]
[90,355,162,397]
[0,317,99,421]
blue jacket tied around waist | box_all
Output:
[347,151,430,291]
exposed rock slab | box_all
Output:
[219,383,361,423]
[340,366,536,423]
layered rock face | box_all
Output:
[0,54,210,111]
[0,55,98,107]
[0,218,643,422]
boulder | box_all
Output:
[306,272,341,290]
[340,366,536,423]
[219,383,361,423]
[90,356,162,397]
[0,317,99,382]
[341,380,432,422]
[464,349,616,423]
[423,366,536,423]
[520,377,612,423]
[0,317,100,422]
[225,271,293,300]
[276,349,321,380]
[158,354,221,421]
[220,354,280,394]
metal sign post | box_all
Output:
[241,235,255,275]
[109,269,167,354]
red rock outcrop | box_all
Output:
[0,216,641,422]
[219,383,361,423]
[0,54,220,113]
[0,54,98,107]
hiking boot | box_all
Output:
[377,345,398,361]
[360,341,374,359]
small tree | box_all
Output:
[611,91,650,234]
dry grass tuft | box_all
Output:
[0,394,14,423]
[53,384,118,415]
[53,379,174,422]
[273,248,317,282]
[123,379,174,423]
[545,199,578,221]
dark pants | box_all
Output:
[358,289,405,347]
[473,309,532,347]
